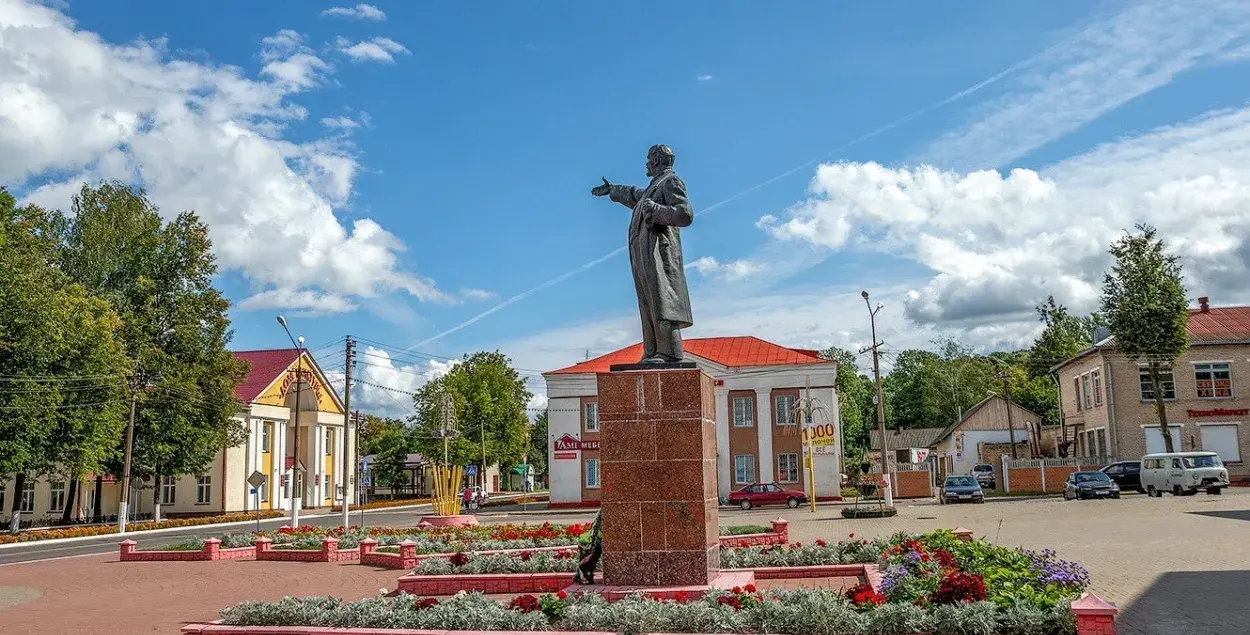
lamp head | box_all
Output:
[276,315,287,328]
[297,336,305,346]
[860,290,870,300]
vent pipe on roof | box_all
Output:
[1199,296,1210,313]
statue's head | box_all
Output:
[646,144,674,177]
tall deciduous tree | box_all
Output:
[56,183,248,517]
[0,190,130,530]
[1028,296,1104,379]
[412,351,531,472]
[817,346,869,450]
[1101,224,1189,453]
[529,410,549,480]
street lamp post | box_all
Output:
[861,291,893,508]
[277,316,304,527]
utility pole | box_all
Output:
[340,336,355,528]
[1000,371,1018,459]
[117,381,138,533]
[860,290,891,508]
[277,316,304,527]
[481,420,487,492]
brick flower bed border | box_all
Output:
[119,539,255,562]
[255,537,361,563]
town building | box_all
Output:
[0,348,355,526]
[542,336,840,508]
[1054,298,1250,481]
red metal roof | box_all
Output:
[1188,306,1250,342]
[546,336,828,375]
[233,348,303,403]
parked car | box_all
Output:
[940,476,985,504]
[1100,461,1143,493]
[1063,471,1120,500]
[727,483,808,510]
[1140,452,1230,497]
[971,463,996,489]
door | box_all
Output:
[1168,458,1183,490]
[259,422,273,510]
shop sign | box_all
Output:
[802,423,837,447]
[1187,408,1249,417]
[553,433,598,459]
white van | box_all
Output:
[1139,452,1230,497]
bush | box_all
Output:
[413,549,579,575]
[720,524,772,536]
[841,506,897,519]
[840,487,861,499]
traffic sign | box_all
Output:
[466,465,478,476]
[247,470,267,489]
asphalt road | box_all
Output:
[0,502,596,566]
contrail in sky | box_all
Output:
[408,40,1069,352]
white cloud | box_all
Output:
[458,288,498,302]
[326,347,456,419]
[321,3,386,21]
[688,256,764,281]
[913,0,1250,170]
[0,1,469,312]
[335,36,410,64]
[696,74,713,82]
[763,107,1250,328]
[321,115,359,129]
[237,288,357,315]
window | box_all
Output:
[325,473,334,499]
[775,395,797,426]
[1085,431,1095,457]
[49,481,66,512]
[777,454,799,483]
[732,396,754,427]
[1073,377,1082,411]
[583,402,599,433]
[1095,429,1107,457]
[1194,363,1233,399]
[1139,368,1176,401]
[1082,374,1093,409]
[261,422,271,453]
[1144,425,1183,455]
[1092,370,1103,406]
[584,459,600,489]
[20,480,35,513]
[733,455,756,485]
[325,428,334,456]
[196,475,212,504]
[259,476,269,502]
[161,476,177,505]
[1201,424,1242,462]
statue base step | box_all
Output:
[563,569,755,602]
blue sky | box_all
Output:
[5,1,1250,415]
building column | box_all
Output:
[714,387,731,498]
[313,424,324,505]
[755,389,774,484]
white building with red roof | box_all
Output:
[542,336,842,507]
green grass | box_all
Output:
[719,524,772,536]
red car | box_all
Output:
[727,483,808,510]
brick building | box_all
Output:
[542,336,840,507]
[1054,298,1250,480]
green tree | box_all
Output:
[1027,296,1103,379]
[370,422,414,494]
[359,415,406,457]
[529,410,549,480]
[56,183,248,517]
[1101,224,1189,453]
[0,191,130,530]
[817,346,870,451]
[411,351,531,474]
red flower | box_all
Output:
[934,549,957,569]
[716,595,743,611]
[815,539,827,547]
[848,533,855,538]
[519,550,532,561]
[556,590,568,600]
[792,542,802,549]
[449,552,469,567]
[920,553,931,563]
[739,540,750,548]
[674,591,689,603]
[744,584,757,594]
[731,586,743,595]
[555,549,575,560]
[509,594,540,613]
[845,583,885,607]
[930,572,987,605]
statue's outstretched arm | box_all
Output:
[609,184,644,210]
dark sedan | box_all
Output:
[940,476,985,504]
[1100,461,1143,493]
[1063,471,1120,500]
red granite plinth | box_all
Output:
[597,367,719,587]
[563,569,754,602]
[417,514,479,527]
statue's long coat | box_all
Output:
[609,169,694,329]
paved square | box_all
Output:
[2,491,1247,634]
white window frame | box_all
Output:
[1092,370,1103,406]
[161,476,177,505]
[1198,422,1242,463]
[1138,366,1177,402]
[584,458,600,489]
[775,394,797,426]
[196,475,212,505]
[49,481,66,512]
[732,396,754,428]
[1093,428,1107,457]
[1193,361,1234,400]
[325,428,334,456]
[733,454,756,485]
[260,421,272,453]
[1081,373,1093,409]
[583,402,599,433]
[1073,377,1083,411]
[20,480,35,513]
[777,453,799,483]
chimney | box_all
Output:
[1199,297,1210,313]
[1093,326,1111,345]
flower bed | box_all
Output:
[0,510,286,544]
[119,538,255,562]
[841,506,897,518]
[331,497,432,513]
[199,586,1084,634]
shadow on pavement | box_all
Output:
[1187,509,1250,522]
[1120,570,1250,635]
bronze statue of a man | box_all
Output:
[591,145,694,364]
